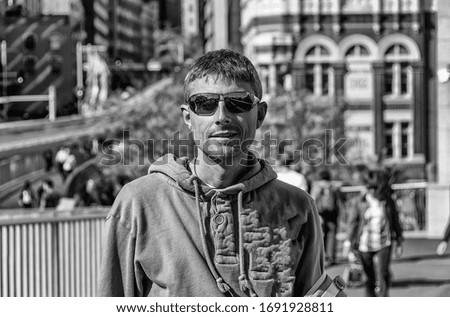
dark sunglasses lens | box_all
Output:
[225,97,254,113]
[190,97,219,115]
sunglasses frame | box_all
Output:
[187,91,260,116]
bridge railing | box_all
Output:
[0,207,108,297]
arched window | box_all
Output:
[384,44,412,96]
[345,44,369,57]
[305,45,333,96]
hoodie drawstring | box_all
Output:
[237,190,257,297]
[193,179,232,295]
[193,179,257,297]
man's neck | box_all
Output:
[192,151,252,189]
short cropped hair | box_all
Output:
[184,49,263,101]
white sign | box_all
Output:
[344,64,373,100]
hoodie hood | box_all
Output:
[148,153,277,198]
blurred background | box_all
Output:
[0,0,449,297]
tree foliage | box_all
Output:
[94,79,187,177]
[257,91,346,164]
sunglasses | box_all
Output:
[187,92,260,116]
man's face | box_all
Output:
[182,76,266,163]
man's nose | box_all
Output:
[215,100,231,125]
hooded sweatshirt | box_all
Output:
[98,154,324,297]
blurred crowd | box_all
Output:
[274,151,450,296]
[17,141,132,211]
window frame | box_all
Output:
[384,44,413,98]
[304,45,334,97]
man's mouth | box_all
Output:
[209,131,239,138]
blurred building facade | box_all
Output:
[0,0,85,119]
[109,0,144,64]
[82,0,110,47]
[0,0,162,119]
[428,0,450,237]
[199,0,242,52]
[182,0,199,39]
[158,0,181,29]
[241,0,437,178]
[142,0,159,63]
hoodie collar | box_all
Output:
[148,154,277,198]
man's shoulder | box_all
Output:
[265,178,314,205]
[119,172,177,199]
[107,173,177,225]
[260,179,319,232]
[110,173,176,204]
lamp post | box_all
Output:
[1,40,6,98]
[1,40,8,119]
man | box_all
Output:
[99,49,328,297]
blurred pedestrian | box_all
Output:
[80,178,101,206]
[96,169,117,206]
[311,169,341,266]
[436,221,450,256]
[55,147,69,180]
[62,145,77,180]
[276,152,308,192]
[346,171,403,297]
[39,179,61,210]
[43,149,54,172]
[18,180,36,208]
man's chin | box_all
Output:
[202,148,245,165]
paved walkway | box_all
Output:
[326,238,450,297]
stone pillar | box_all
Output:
[333,63,347,97]
[372,62,385,156]
[292,63,306,92]
[427,0,450,238]
[412,61,425,155]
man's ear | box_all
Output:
[181,104,191,127]
[256,101,267,129]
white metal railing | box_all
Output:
[0,86,56,121]
[0,207,108,297]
